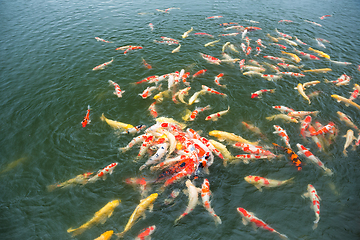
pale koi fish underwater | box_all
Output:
[1,0,360,239]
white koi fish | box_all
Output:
[302,184,320,229]
[172,44,181,53]
[204,39,220,47]
[95,37,113,43]
[139,142,168,171]
[174,180,200,224]
[92,58,114,71]
[342,129,356,156]
[296,144,333,175]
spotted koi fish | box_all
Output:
[275,28,292,39]
[300,116,312,139]
[244,175,294,191]
[189,105,211,121]
[251,89,275,98]
[88,162,118,183]
[135,225,156,240]
[237,207,288,239]
[199,53,221,65]
[92,58,114,70]
[296,144,333,175]
[124,46,143,55]
[214,73,226,87]
[205,106,230,121]
[108,80,125,98]
[81,105,91,128]
[202,85,227,96]
[310,122,335,136]
[302,184,321,229]
[273,125,291,148]
[201,179,222,225]
[272,143,302,171]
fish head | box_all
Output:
[244,175,254,184]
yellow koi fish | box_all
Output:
[331,95,360,110]
[116,193,158,238]
[0,157,27,175]
[153,90,171,103]
[343,129,356,156]
[204,39,220,47]
[208,130,258,145]
[188,89,206,105]
[100,113,134,130]
[295,83,311,104]
[47,172,93,192]
[302,68,332,73]
[308,47,330,59]
[266,33,279,42]
[94,230,114,240]
[172,44,181,53]
[222,42,231,52]
[67,200,120,236]
[266,114,299,123]
[182,27,193,38]
[208,139,234,166]
[281,51,301,63]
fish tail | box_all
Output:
[343,149,348,157]
[325,168,333,176]
[67,226,86,236]
[270,89,276,93]
[100,113,106,122]
[278,233,289,239]
[47,184,58,192]
[323,78,331,83]
[115,231,125,239]
[284,177,295,184]
[174,215,183,225]
[213,214,222,225]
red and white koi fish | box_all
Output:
[233,154,272,164]
[88,162,118,183]
[174,86,191,104]
[92,58,114,70]
[273,125,291,148]
[214,73,226,87]
[299,116,312,138]
[192,69,207,79]
[233,142,276,157]
[139,84,162,99]
[205,106,230,121]
[320,15,332,20]
[296,144,333,175]
[263,55,285,62]
[206,16,223,19]
[241,43,247,54]
[293,48,319,60]
[237,207,288,239]
[148,23,154,31]
[270,43,286,49]
[272,106,295,113]
[337,111,358,131]
[278,20,293,23]
[108,80,125,98]
[148,102,158,118]
[244,175,294,191]
[275,28,292,39]
[251,89,275,98]
[194,32,214,38]
[189,105,211,121]
[245,36,251,46]
[124,46,143,54]
[304,20,322,27]
[325,73,351,86]
[199,53,221,65]
[219,22,238,26]
[115,45,133,51]
[329,60,352,65]
[135,75,159,84]
[310,122,335,136]
[81,105,91,128]
[219,33,240,37]
[239,59,245,70]
[307,125,323,151]
[174,179,200,224]
[135,225,156,240]
[280,72,305,77]
[316,38,330,43]
[202,85,227,96]
[95,37,113,43]
[315,38,326,48]
[277,63,302,70]
[246,46,252,56]
[125,177,149,198]
[161,36,179,42]
[153,40,179,45]
[164,189,181,205]
[294,36,307,45]
[302,184,321,229]
[201,179,222,225]
[224,25,245,31]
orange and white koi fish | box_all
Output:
[94,230,114,240]
[273,125,291,148]
[233,143,276,157]
[256,39,266,48]
[202,85,227,96]
[272,106,295,113]
[270,43,287,49]
[342,129,356,156]
[95,37,113,43]
[141,58,152,69]
[199,53,221,65]
[263,55,285,62]
[116,193,158,238]
[320,15,332,20]
[304,20,322,27]
[189,105,211,121]
[325,73,351,86]
[108,80,125,98]
[182,27,193,38]
[293,48,319,60]
[251,89,275,98]
[329,60,352,65]
[331,94,360,110]
[288,111,318,118]
[214,73,226,87]
[278,20,293,23]
[148,102,158,118]
[201,179,222,225]
[295,83,311,104]
[115,45,133,51]
[294,36,307,45]
[135,225,156,240]
[261,74,282,81]
[237,207,288,239]
[302,184,320,229]
[207,16,223,19]
[307,124,324,151]
[205,106,230,121]
[164,189,181,205]
[175,180,200,224]
[232,154,272,164]
[124,46,143,55]
[296,144,333,175]
[194,32,214,38]
[173,87,191,104]
[280,72,305,77]
[266,114,298,123]
[47,172,93,191]
[275,28,292,39]
[92,58,114,70]
[67,200,120,236]
[277,63,303,70]
[148,23,154,31]
[192,69,207,79]
[337,111,358,131]
[245,26,262,31]
[81,105,91,127]
[139,84,162,99]
[88,162,118,183]
[310,122,335,136]
[281,51,301,63]
[244,175,294,191]
[246,46,252,56]
[135,75,159,85]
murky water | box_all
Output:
[1,0,360,239]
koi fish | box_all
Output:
[219,22,238,26]
[142,58,152,69]
[295,83,311,104]
[243,65,266,72]
[108,80,125,98]
[332,94,360,110]
[293,48,320,60]
[275,28,292,39]
[161,36,179,42]
[100,113,134,130]
[214,73,226,87]
[92,58,114,70]
[315,38,326,48]
[202,85,227,96]
[124,46,143,55]
[245,26,262,31]
[148,23,154,31]
[294,36,307,45]
[272,143,302,171]
[337,111,359,131]
[304,20,322,27]
[139,85,162,99]
[302,80,320,89]
[81,105,91,127]
[310,122,335,136]
[320,15,332,20]
[263,55,285,62]
[302,68,332,73]
[116,193,158,238]
[135,225,156,240]
[232,154,272,164]
[251,89,275,98]
[136,75,159,85]
[272,106,295,113]
[266,33,279,42]
[241,121,267,139]
[270,43,286,49]
[204,39,220,47]
[219,33,239,37]
[172,44,181,53]
[188,89,206,105]
[237,207,288,239]
[342,129,356,156]
[280,72,305,77]
[153,40,179,45]
[88,162,118,183]
[201,179,222,225]
[288,111,318,118]
[233,143,276,157]
[273,125,291,148]
[95,37,113,43]
[182,27,193,38]
[125,177,149,198]
[278,20,293,23]
[67,200,120,236]
[94,230,114,240]
[207,16,223,19]
[308,47,330,59]
[302,184,320,229]
[244,175,294,191]
[148,102,158,118]
[115,45,133,51]
[192,69,207,79]
[299,116,312,138]
[194,32,214,38]
[281,51,301,63]
[296,144,333,175]
[0,157,27,175]
[261,74,282,81]
[205,106,230,121]
[47,172,93,191]
[174,180,200,224]
[266,114,298,123]
[121,125,146,135]
[329,60,352,65]
[199,53,221,65]
[188,105,211,121]
[209,130,258,145]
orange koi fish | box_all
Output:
[81,105,91,128]
[108,80,125,98]
[142,58,152,69]
[272,143,302,171]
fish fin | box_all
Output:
[142,213,147,219]
[242,217,249,226]
[279,233,289,239]
[302,192,310,199]
[100,216,107,224]
[285,177,295,184]
[250,222,259,231]
[67,227,86,236]
[312,222,318,230]
[256,186,263,192]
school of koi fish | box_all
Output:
[50,9,360,240]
